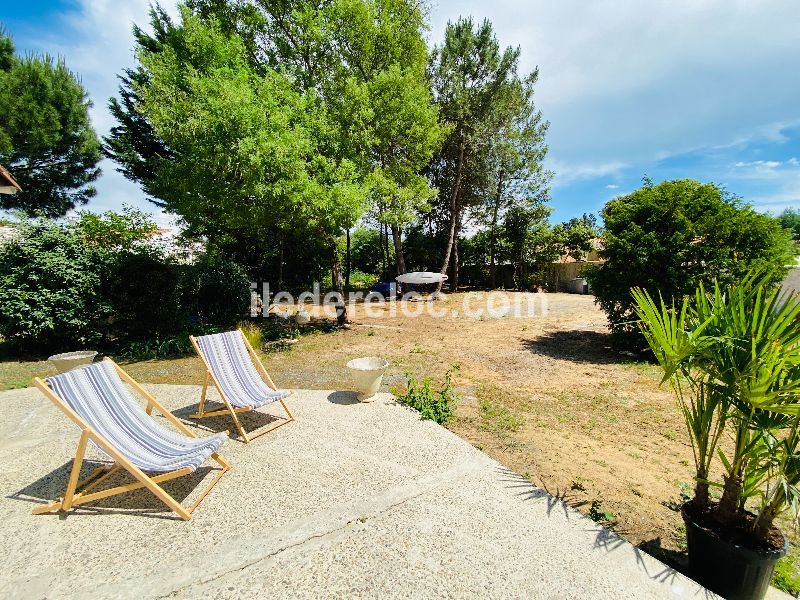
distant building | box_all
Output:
[544,238,604,293]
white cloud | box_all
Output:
[431,0,800,166]
[548,159,627,186]
[735,160,782,169]
[12,1,181,219]
[604,184,619,189]
[731,158,800,181]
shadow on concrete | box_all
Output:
[173,402,284,441]
[495,467,574,520]
[326,391,361,405]
[8,460,219,521]
[522,330,622,364]
[499,465,709,595]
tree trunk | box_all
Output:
[345,228,351,291]
[450,215,461,290]
[694,469,710,510]
[277,238,284,291]
[754,500,781,541]
[717,424,749,524]
[391,223,406,275]
[489,169,504,289]
[384,222,392,273]
[378,223,386,277]
[717,473,743,524]
[329,242,347,325]
[437,135,466,293]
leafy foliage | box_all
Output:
[192,252,252,327]
[106,2,442,317]
[428,17,549,288]
[502,203,558,289]
[552,214,598,261]
[778,208,800,242]
[0,212,250,355]
[73,206,158,248]
[0,220,111,352]
[117,332,200,360]
[396,365,460,424]
[633,273,800,543]
[0,30,101,216]
[588,179,795,350]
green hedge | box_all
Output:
[0,214,250,355]
[587,179,795,351]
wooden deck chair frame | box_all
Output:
[189,330,294,443]
[32,358,230,521]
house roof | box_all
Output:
[0,165,22,194]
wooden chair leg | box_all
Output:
[280,398,295,421]
[199,371,210,416]
[33,430,92,515]
[229,408,250,443]
[62,430,91,510]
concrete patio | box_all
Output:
[0,384,764,598]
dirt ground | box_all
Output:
[4,291,794,572]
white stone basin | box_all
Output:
[48,351,98,374]
[346,356,390,402]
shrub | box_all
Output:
[117,332,197,360]
[0,220,111,353]
[777,208,800,242]
[238,321,263,350]
[106,249,189,341]
[396,365,459,424]
[192,252,251,327]
[588,179,794,350]
[347,269,378,291]
[0,213,252,355]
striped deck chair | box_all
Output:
[190,329,294,443]
[32,359,230,521]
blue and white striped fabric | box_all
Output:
[195,330,290,409]
[47,361,226,473]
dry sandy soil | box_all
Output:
[5,291,795,571]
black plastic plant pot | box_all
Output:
[682,504,787,600]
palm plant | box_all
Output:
[632,273,800,544]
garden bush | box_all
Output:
[0,213,252,355]
[587,178,794,351]
[107,249,189,341]
[192,252,251,327]
[0,220,111,353]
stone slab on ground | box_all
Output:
[0,384,787,599]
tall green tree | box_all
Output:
[0,29,101,217]
[552,213,598,262]
[130,9,367,324]
[502,202,556,289]
[429,17,545,290]
[245,0,444,277]
[481,70,550,287]
[107,1,441,315]
[777,207,800,243]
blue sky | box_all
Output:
[3,0,799,225]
